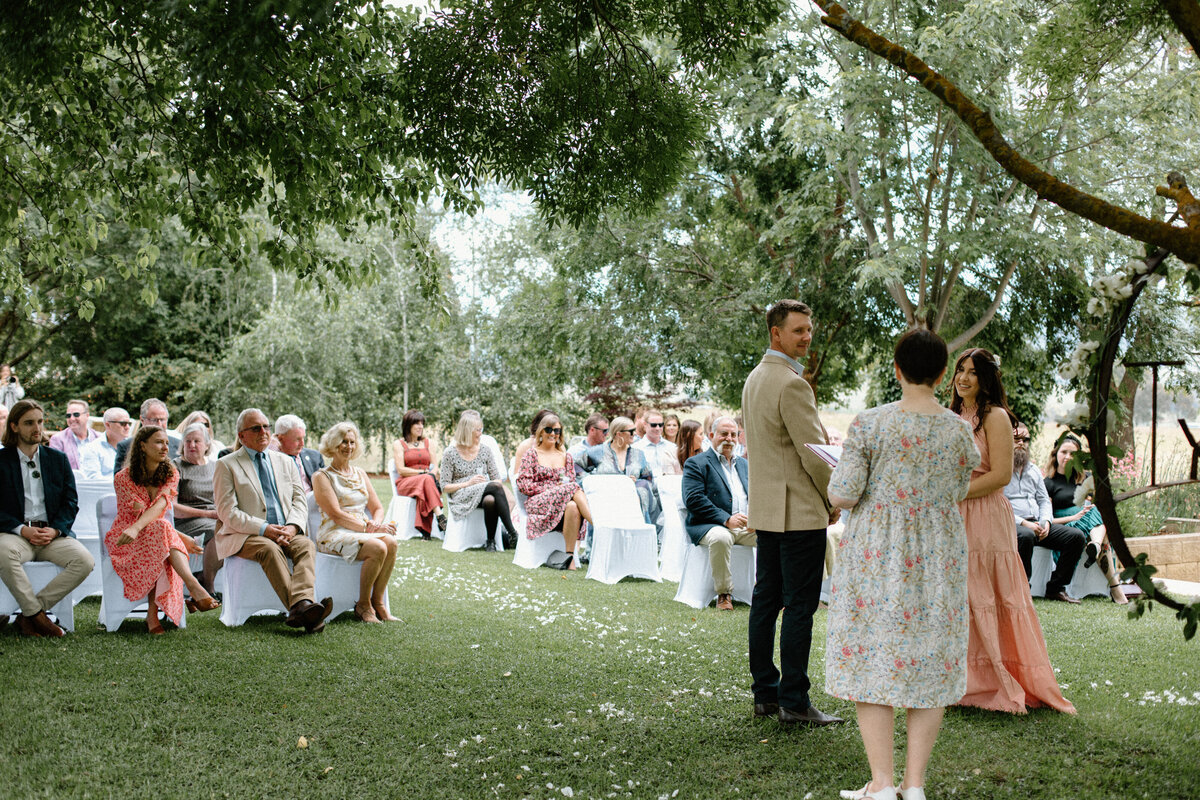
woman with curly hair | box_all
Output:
[105,425,220,634]
[950,348,1074,714]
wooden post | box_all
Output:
[1125,360,1185,487]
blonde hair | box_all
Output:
[452,410,483,449]
[608,416,634,443]
[319,421,362,460]
[534,413,566,453]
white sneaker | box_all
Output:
[900,787,926,800]
[839,784,897,800]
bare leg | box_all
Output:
[571,488,594,525]
[1091,525,1128,603]
[201,537,222,594]
[900,706,945,792]
[372,536,398,621]
[563,501,580,570]
[146,589,163,634]
[355,538,385,622]
[168,548,214,602]
[854,702,895,793]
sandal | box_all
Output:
[1110,583,1129,605]
[146,599,165,635]
[186,595,221,613]
[372,601,396,622]
[354,601,380,624]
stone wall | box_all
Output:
[1124,533,1200,582]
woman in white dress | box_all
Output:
[312,421,397,623]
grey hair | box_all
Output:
[103,407,129,423]
[236,408,267,432]
[274,414,306,436]
[711,415,738,436]
[182,422,211,443]
[139,398,167,420]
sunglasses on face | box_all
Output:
[648,422,664,428]
[593,427,609,434]
[241,424,270,434]
[66,412,86,419]
[109,420,132,427]
[542,426,562,435]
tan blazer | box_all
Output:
[742,353,833,532]
[213,447,310,559]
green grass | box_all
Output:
[1,540,1197,799]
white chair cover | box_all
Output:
[72,475,115,599]
[219,554,288,626]
[97,495,186,631]
[442,508,495,552]
[385,461,422,540]
[582,475,661,584]
[673,542,756,609]
[1029,547,1111,599]
[0,560,77,631]
[315,552,391,621]
[656,474,688,582]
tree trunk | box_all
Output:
[1113,368,1140,458]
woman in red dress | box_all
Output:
[391,410,444,539]
[105,426,219,634]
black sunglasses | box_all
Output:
[66,411,86,419]
[542,426,562,435]
[240,424,270,434]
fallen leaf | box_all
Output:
[323,766,333,774]
[298,736,308,749]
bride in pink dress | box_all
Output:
[950,349,1074,714]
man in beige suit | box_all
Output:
[742,300,843,727]
[214,408,332,633]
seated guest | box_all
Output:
[214,408,332,633]
[663,413,681,445]
[683,417,755,610]
[441,410,519,551]
[48,399,99,470]
[734,415,747,458]
[635,410,681,476]
[0,364,24,409]
[392,410,443,539]
[105,425,219,634]
[580,416,661,528]
[566,413,609,462]
[1044,435,1128,604]
[633,407,648,440]
[1003,421,1086,604]
[677,419,704,467]
[516,412,594,570]
[270,414,323,492]
[79,407,131,478]
[313,422,397,623]
[0,400,93,636]
[175,410,226,459]
[115,398,179,468]
[512,409,554,469]
[172,423,221,594]
[700,411,719,451]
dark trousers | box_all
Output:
[1016,521,1086,596]
[748,529,826,711]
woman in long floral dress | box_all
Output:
[106,426,219,634]
[826,330,979,800]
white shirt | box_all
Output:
[633,437,674,477]
[716,452,748,516]
[79,437,119,478]
[13,447,48,533]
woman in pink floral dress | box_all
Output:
[105,426,219,633]
[826,330,979,800]
[515,413,593,570]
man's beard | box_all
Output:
[1013,447,1029,475]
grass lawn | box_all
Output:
[1,539,1197,800]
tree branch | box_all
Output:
[813,1,1200,264]
[1158,0,1200,59]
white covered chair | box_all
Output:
[97,495,186,632]
[673,541,756,609]
[385,461,423,540]
[1029,547,1111,600]
[581,475,661,584]
[442,508,495,552]
[218,554,288,627]
[0,560,77,632]
[72,474,115,599]
[510,482,565,570]
[656,474,688,582]
[307,491,393,621]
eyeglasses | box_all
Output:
[542,426,562,435]
[648,422,664,428]
[144,418,168,426]
[66,412,86,419]
[108,420,132,427]
[240,424,270,434]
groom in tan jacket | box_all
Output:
[742,300,843,726]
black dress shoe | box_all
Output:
[503,531,517,550]
[302,597,334,631]
[778,705,844,726]
[753,703,779,718]
[1047,590,1081,605]
[485,540,497,552]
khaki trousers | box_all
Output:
[0,533,95,616]
[699,525,758,595]
[235,535,316,608]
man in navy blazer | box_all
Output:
[0,400,93,636]
[682,416,756,611]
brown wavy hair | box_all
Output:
[948,347,1014,433]
[127,425,175,487]
[676,419,703,466]
[1045,432,1086,483]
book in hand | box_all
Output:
[805,443,842,468]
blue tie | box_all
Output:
[255,451,282,525]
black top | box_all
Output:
[1044,472,1083,511]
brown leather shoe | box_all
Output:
[303,597,334,633]
[778,705,844,726]
[1047,590,1080,605]
[753,702,779,718]
[716,593,734,610]
[286,599,315,628]
[29,610,64,637]
[16,613,43,637]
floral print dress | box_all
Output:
[104,468,187,625]
[824,403,979,708]
[516,447,580,539]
